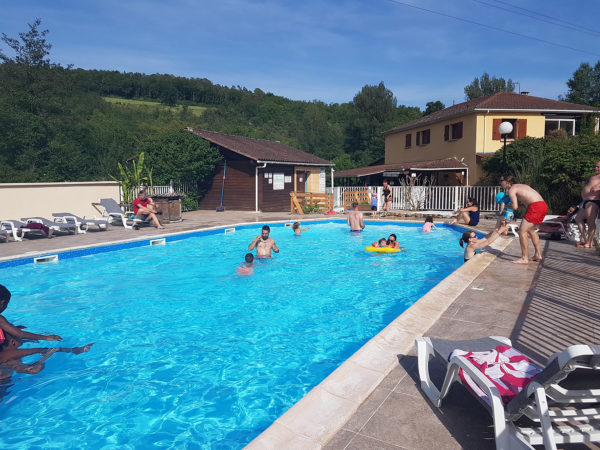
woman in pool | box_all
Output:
[459,224,508,262]
[387,234,400,249]
[449,197,480,226]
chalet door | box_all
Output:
[296,171,306,193]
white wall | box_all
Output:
[0,181,120,219]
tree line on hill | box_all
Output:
[1,19,599,212]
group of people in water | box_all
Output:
[0,285,93,389]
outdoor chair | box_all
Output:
[96,198,152,230]
[2,219,50,239]
[415,336,600,450]
[21,217,77,235]
[0,228,9,242]
[52,212,108,234]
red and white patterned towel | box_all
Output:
[450,345,543,404]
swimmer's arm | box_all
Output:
[0,316,62,341]
[359,215,365,228]
[508,190,518,211]
[301,227,309,231]
[248,236,259,251]
[272,242,279,253]
[432,224,438,229]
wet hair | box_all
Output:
[467,197,479,207]
[0,285,10,303]
[245,253,254,263]
[262,225,270,232]
[388,233,397,241]
[459,231,474,248]
[378,238,387,246]
[501,175,515,185]
[352,201,359,208]
[425,215,433,223]
[292,222,299,230]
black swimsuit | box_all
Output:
[383,187,391,201]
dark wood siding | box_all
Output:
[259,165,295,212]
[199,150,256,211]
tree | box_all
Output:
[424,101,445,116]
[565,61,600,106]
[0,18,52,67]
[464,72,515,100]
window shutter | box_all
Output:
[492,119,502,140]
[517,119,527,139]
[444,125,449,141]
[405,134,411,147]
[416,131,420,146]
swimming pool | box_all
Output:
[0,221,466,448]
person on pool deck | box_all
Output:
[236,253,255,275]
[501,176,548,264]
[459,223,510,262]
[347,202,365,232]
[0,285,62,344]
[448,197,480,226]
[575,160,600,248]
[248,225,279,258]
[292,222,309,235]
[382,180,393,216]
[133,190,165,230]
[387,234,400,249]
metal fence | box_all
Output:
[330,185,503,212]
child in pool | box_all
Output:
[422,215,437,232]
[236,253,255,275]
[372,238,389,248]
[0,285,62,344]
[292,222,309,235]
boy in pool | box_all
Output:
[0,285,62,343]
[236,253,255,275]
[292,222,309,235]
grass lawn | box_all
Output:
[103,97,207,117]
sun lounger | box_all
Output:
[51,213,108,234]
[2,220,51,239]
[95,198,151,230]
[416,336,600,449]
[0,229,9,242]
[22,217,77,235]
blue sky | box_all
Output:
[2,0,599,109]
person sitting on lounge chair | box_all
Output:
[133,190,164,230]
[537,205,579,236]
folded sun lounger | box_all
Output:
[51,212,108,234]
[21,217,77,235]
[416,336,600,449]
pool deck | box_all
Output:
[2,211,598,449]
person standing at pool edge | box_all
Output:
[501,176,548,264]
[347,202,365,232]
[248,225,279,257]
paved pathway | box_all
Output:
[324,237,599,449]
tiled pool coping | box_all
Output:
[0,219,503,449]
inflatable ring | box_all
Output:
[365,246,404,253]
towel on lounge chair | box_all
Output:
[21,222,51,237]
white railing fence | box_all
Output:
[121,181,200,202]
[330,185,503,212]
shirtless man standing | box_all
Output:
[501,176,548,264]
[248,225,279,257]
[347,202,365,232]
[575,160,600,248]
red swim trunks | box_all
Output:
[524,201,548,224]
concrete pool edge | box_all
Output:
[246,233,514,449]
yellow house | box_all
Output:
[336,92,598,185]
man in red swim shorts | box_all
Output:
[501,176,547,265]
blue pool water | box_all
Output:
[0,221,466,448]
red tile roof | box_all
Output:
[187,129,334,166]
[334,158,467,178]
[384,92,599,135]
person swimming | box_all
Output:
[292,222,309,235]
[236,253,255,275]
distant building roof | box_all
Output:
[334,158,467,178]
[384,92,599,135]
[187,129,334,166]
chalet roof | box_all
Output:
[334,158,467,178]
[384,92,599,135]
[187,128,334,166]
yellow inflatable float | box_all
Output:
[365,246,404,253]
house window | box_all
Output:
[451,121,463,140]
[405,134,412,148]
[444,125,449,141]
[417,129,430,146]
[492,118,527,140]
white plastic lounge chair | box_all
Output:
[22,217,77,235]
[2,219,51,239]
[97,198,152,230]
[51,213,108,234]
[416,336,600,449]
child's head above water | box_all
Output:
[245,253,254,263]
[292,222,300,230]
[378,238,387,247]
[0,284,11,313]
[424,215,433,223]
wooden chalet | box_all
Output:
[187,129,334,212]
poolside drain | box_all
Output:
[149,238,166,246]
[224,228,236,234]
[34,254,59,264]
